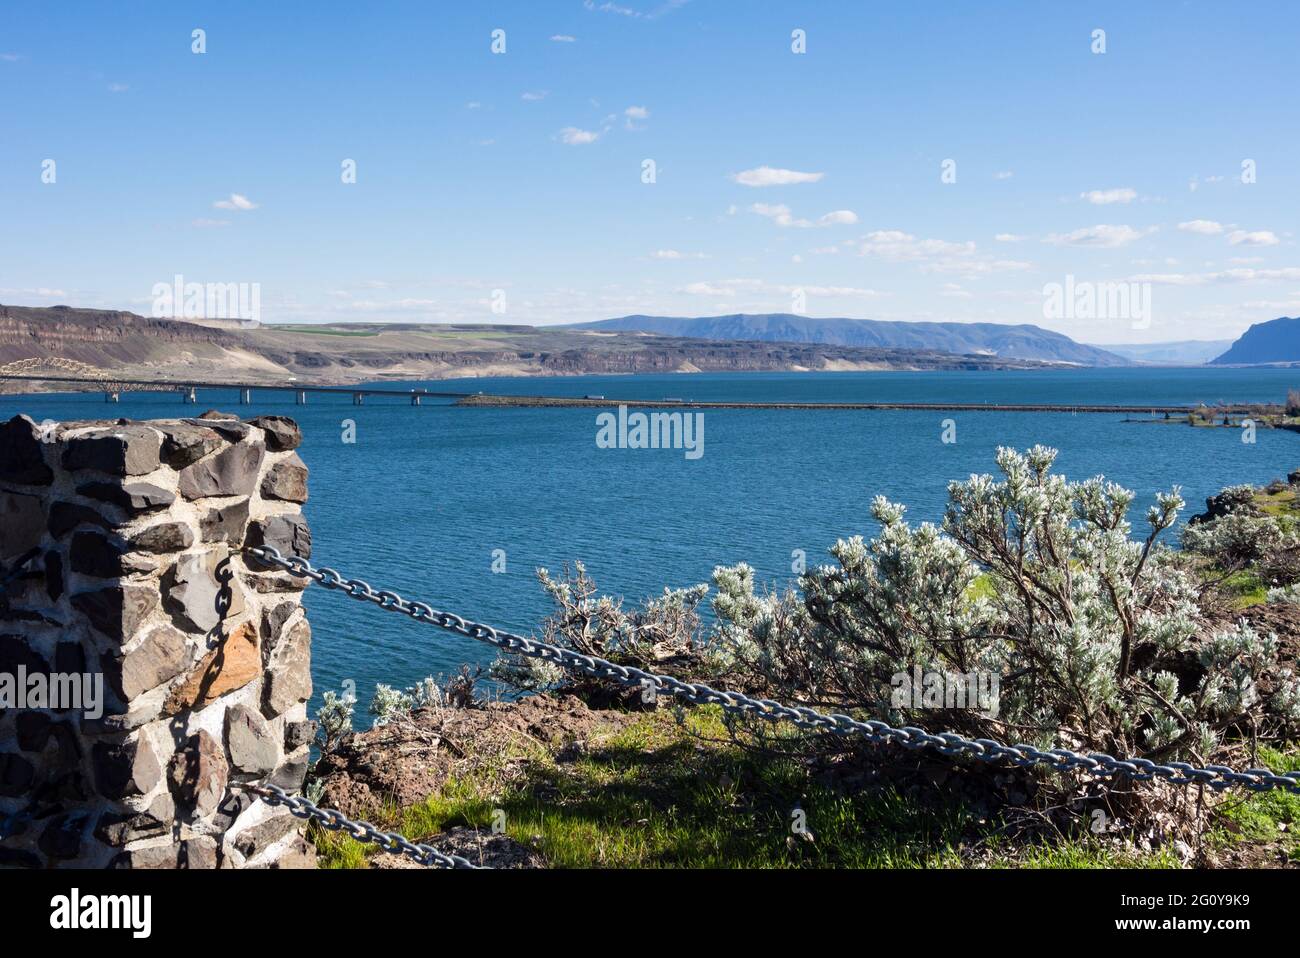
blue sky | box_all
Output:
[2,0,1298,343]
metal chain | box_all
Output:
[247,544,1300,799]
[235,782,482,869]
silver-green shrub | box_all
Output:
[713,447,1296,763]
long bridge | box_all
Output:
[0,368,1274,417]
[0,372,474,405]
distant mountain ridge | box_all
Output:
[1091,340,1234,365]
[1210,318,1300,365]
[569,314,1130,366]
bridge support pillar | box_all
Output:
[183,387,197,404]
[0,413,315,867]
[411,394,422,406]
[105,391,120,403]
[353,392,363,406]
[296,389,307,405]
[240,388,252,404]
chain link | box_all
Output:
[236,783,483,869]
[246,544,1300,806]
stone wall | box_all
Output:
[0,411,315,868]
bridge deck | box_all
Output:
[0,373,1275,416]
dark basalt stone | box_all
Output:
[199,498,250,543]
[49,501,113,537]
[94,792,174,846]
[157,422,223,469]
[0,751,36,797]
[247,415,301,451]
[76,481,175,514]
[0,415,53,485]
[185,414,251,441]
[260,454,308,503]
[129,521,195,553]
[61,426,161,476]
[92,737,161,799]
[71,585,159,641]
[44,550,63,600]
[245,514,311,562]
[177,442,265,499]
[38,813,87,860]
[69,531,130,577]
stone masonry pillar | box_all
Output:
[0,411,315,868]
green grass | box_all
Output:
[311,706,1178,869]
[1209,745,1300,865]
[1220,570,1269,608]
[268,325,380,337]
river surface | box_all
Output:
[7,367,1297,712]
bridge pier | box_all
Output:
[105,391,120,403]
[353,392,363,406]
[411,393,422,406]
[296,389,307,405]
[240,388,252,404]
[183,386,197,404]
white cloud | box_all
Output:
[1044,224,1154,248]
[729,166,824,187]
[1227,229,1279,247]
[1080,187,1138,205]
[856,230,975,260]
[583,0,689,20]
[750,204,857,229]
[522,90,548,101]
[817,210,858,226]
[1178,219,1224,235]
[108,82,129,93]
[624,105,649,119]
[682,281,736,296]
[213,193,258,211]
[1129,267,1300,286]
[994,233,1025,242]
[0,53,23,62]
[851,230,1031,278]
[651,249,707,260]
[558,126,600,145]
[994,171,1014,180]
[465,101,482,110]
[550,34,577,42]
[191,218,230,228]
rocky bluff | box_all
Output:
[0,410,314,868]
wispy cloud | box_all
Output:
[750,203,857,228]
[1045,224,1154,248]
[1227,229,1279,247]
[1178,219,1223,235]
[550,34,577,42]
[1080,187,1137,205]
[994,171,1014,180]
[1129,267,1300,286]
[558,126,600,145]
[213,193,259,211]
[583,0,690,19]
[522,90,549,101]
[730,166,824,187]
[108,82,129,93]
[191,218,230,228]
[0,53,22,62]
